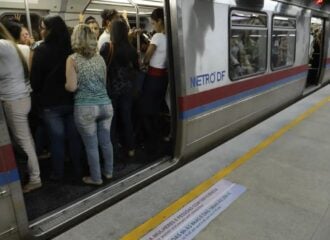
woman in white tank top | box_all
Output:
[139,8,168,152]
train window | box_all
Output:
[231,11,267,27]
[230,10,268,80]
[273,16,296,29]
[271,16,296,70]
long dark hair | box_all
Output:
[110,20,136,66]
[0,23,29,80]
[111,20,129,45]
[101,9,118,28]
[43,15,71,54]
[151,8,164,22]
[2,21,22,42]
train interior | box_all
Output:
[1,0,175,224]
[306,16,324,87]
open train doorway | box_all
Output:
[306,17,324,87]
[0,1,177,235]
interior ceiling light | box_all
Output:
[86,8,103,12]
[93,0,130,3]
[87,8,152,15]
[92,0,131,6]
[92,0,163,7]
[133,0,163,6]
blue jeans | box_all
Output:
[74,104,113,182]
[43,105,83,179]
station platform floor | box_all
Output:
[55,84,330,240]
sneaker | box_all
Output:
[23,181,42,193]
[102,172,113,180]
[82,176,103,185]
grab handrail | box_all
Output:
[23,0,32,36]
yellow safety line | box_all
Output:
[121,96,330,240]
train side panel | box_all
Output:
[0,103,29,240]
[176,0,310,160]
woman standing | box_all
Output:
[105,20,139,157]
[85,16,101,39]
[0,23,41,192]
[66,24,113,185]
[141,8,168,150]
[30,16,82,181]
[98,9,120,50]
[3,21,31,69]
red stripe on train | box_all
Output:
[0,144,17,172]
[179,65,308,112]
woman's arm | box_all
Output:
[65,56,78,92]
[143,43,156,66]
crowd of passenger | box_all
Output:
[230,30,265,79]
[0,7,168,192]
[307,25,323,85]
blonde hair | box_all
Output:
[71,24,97,58]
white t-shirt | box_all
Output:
[0,40,30,101]
[149,33,167,69]
[98,31,111,50]
[17,44,30,68]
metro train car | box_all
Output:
[1,0,330,239]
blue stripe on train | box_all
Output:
[0,169,20,186]
[180,72,307,120]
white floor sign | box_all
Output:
[141,180,246,240]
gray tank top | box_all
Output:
[72,53,110,106]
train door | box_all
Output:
[0,103,29,240]
[306,17,324,87]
